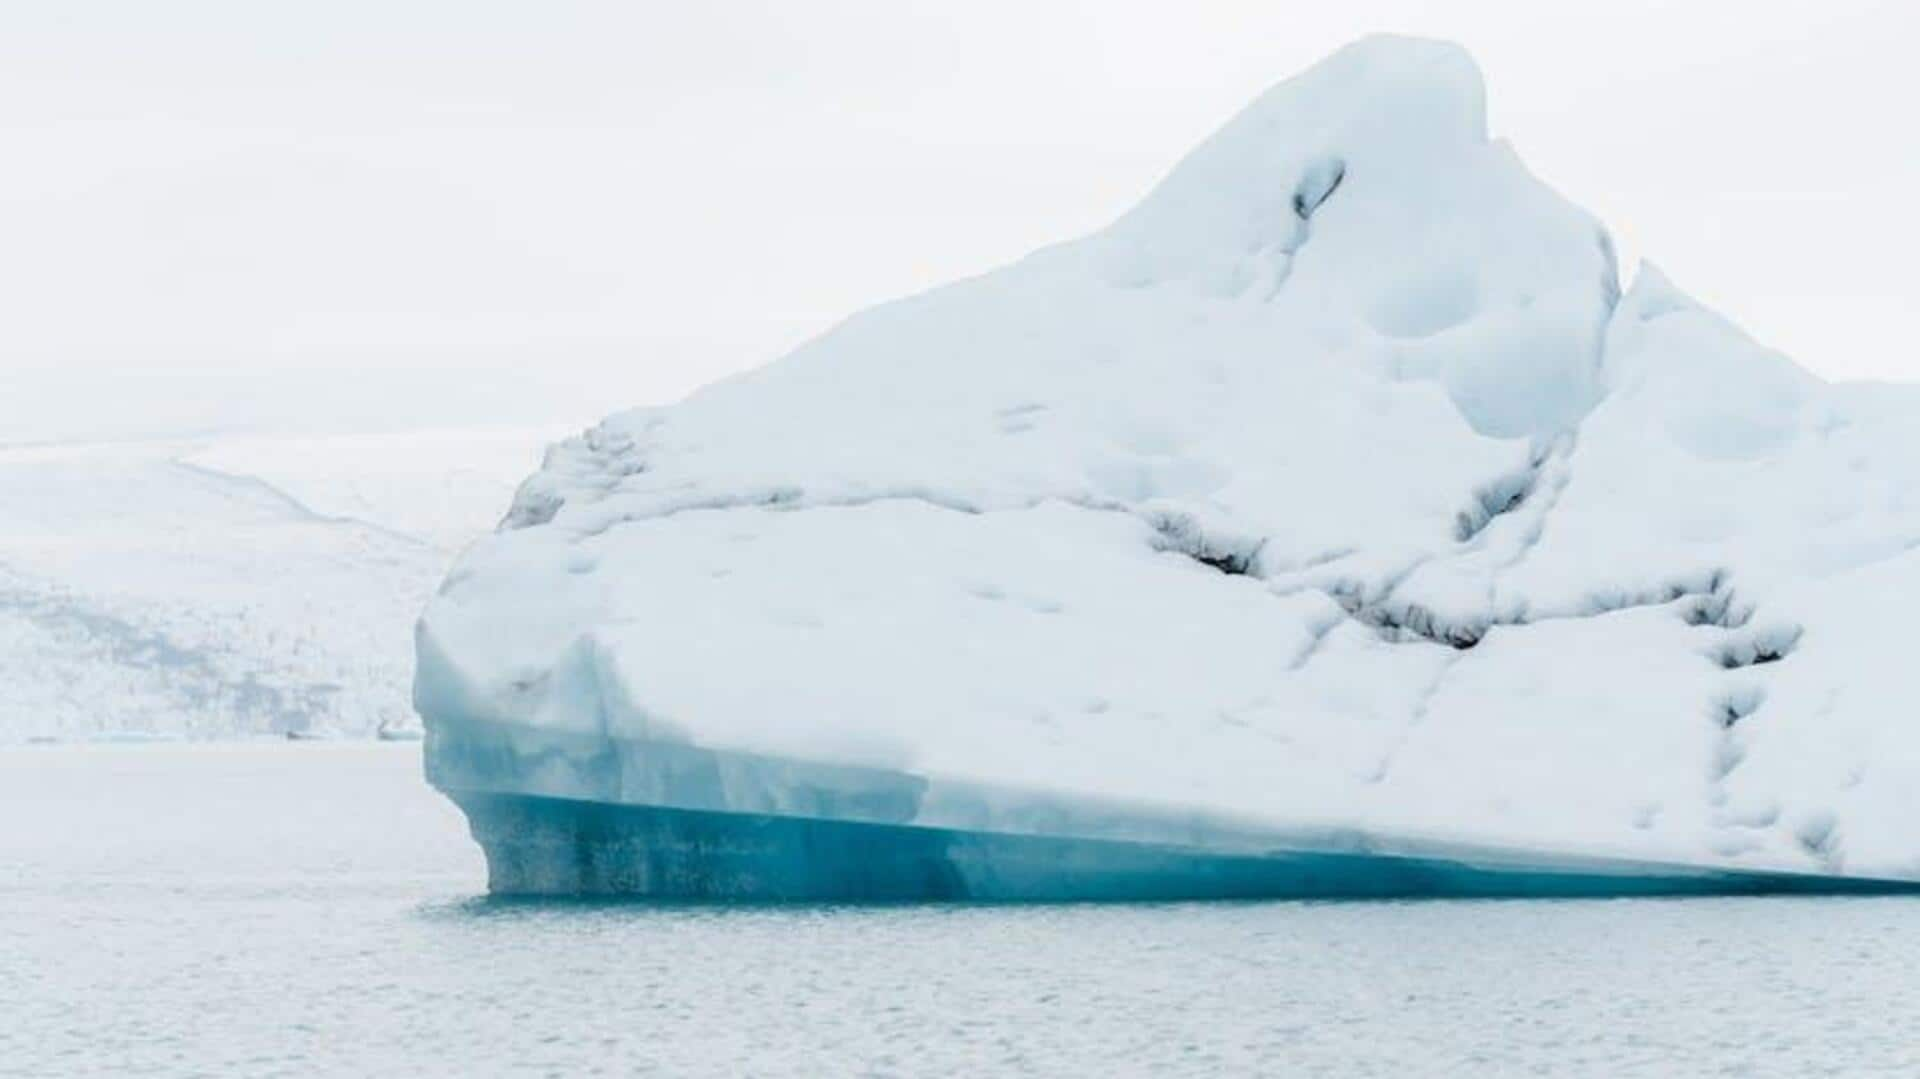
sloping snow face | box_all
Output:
[417,37,1920,884]
[0,429,554,742]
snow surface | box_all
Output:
[416,37,1920,879]
[1,428,557,742]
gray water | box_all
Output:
[4,745,1916,1077]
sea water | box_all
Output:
[3,743,1916,1076]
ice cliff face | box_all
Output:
[416,37,1920,879]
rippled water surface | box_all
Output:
[4,744,1917,1077]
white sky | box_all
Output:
[4,1,1917,441]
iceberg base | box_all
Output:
[449,791,1912,901]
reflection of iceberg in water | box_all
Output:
[429,721,1914,900]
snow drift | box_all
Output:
[416,37,1920,895]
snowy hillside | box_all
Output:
[1,429,556,742]
[419,36,1919,881]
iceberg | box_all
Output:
[418,37,1920,898]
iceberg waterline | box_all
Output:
[418,36,1920,896]
[430,720,1916,899]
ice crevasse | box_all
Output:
[416,36,1920,898]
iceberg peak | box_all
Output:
[1095,35,1492,290]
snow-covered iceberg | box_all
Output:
[418,37,1920,898]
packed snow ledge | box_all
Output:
[417,36,1920,892]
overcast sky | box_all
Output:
[4,1,1917,441]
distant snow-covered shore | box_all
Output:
[0,426,565,743]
